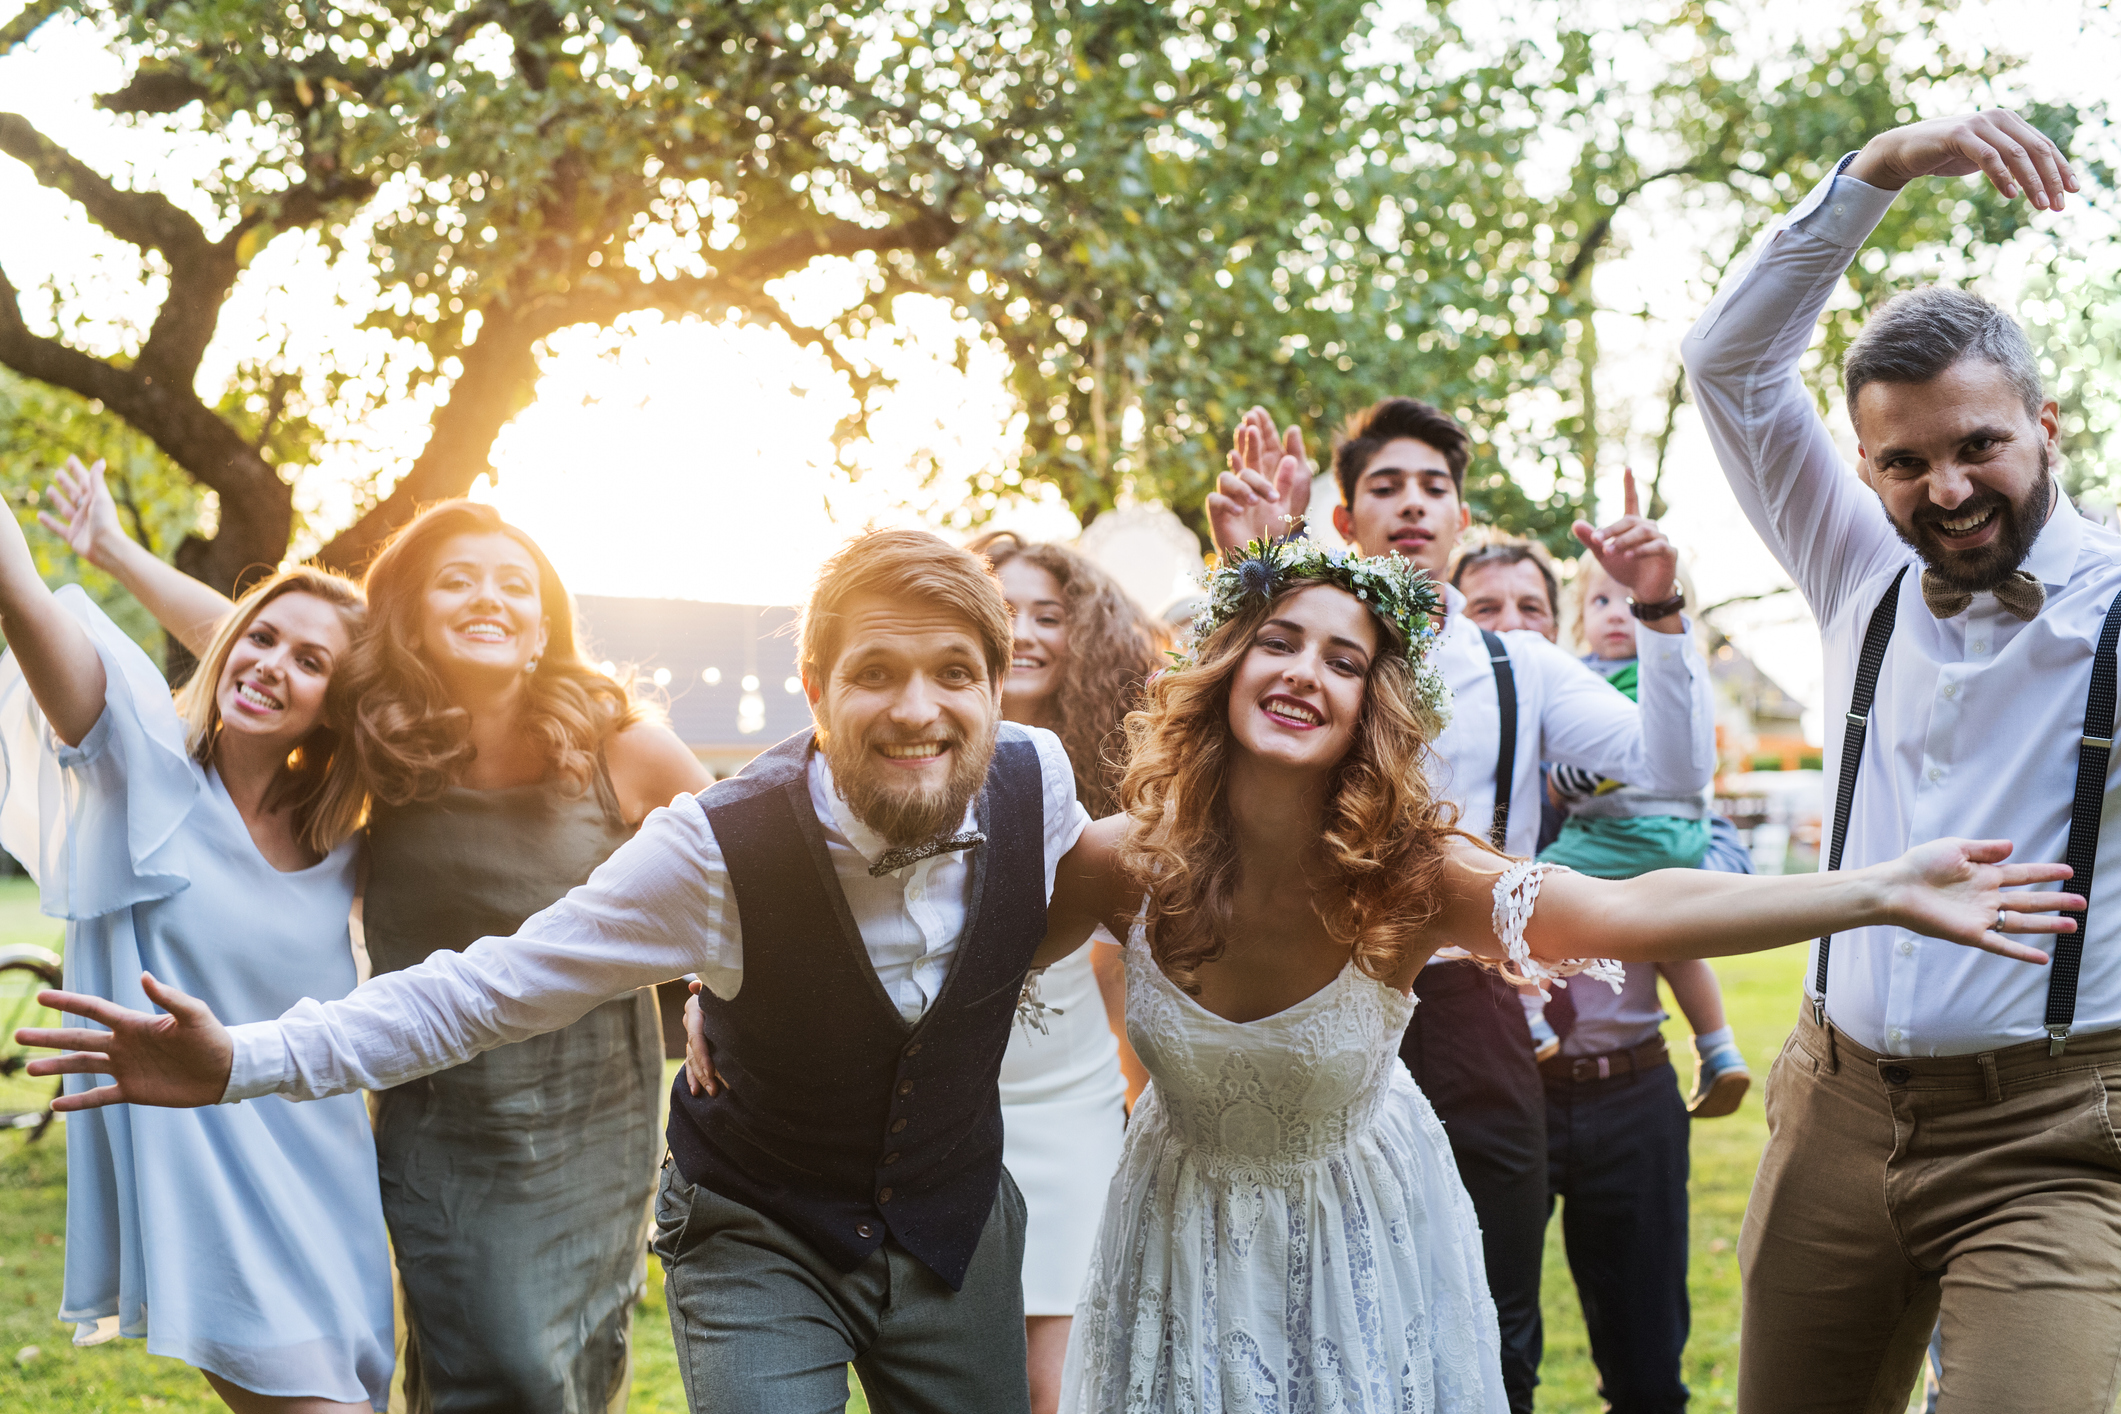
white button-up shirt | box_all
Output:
[1427,585,1717,858]
[1684,162,2121,1056]
[224,724,1089,1102]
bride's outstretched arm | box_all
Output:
[40,455,234,657]
[1032,813,1134,968]
[1431,836,2077,973]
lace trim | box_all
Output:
[1484,860,1624,999]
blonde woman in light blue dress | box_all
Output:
[0,459,392,1412]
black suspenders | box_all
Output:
[1814,567,1908,1022]
[1816,564,2121,1054]
[1483,629,1517,850]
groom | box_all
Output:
[22,529,1091,1414]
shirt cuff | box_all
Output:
[1787,160,1898,249]
[1635,616,1696,663]
[221,1021,294,1102]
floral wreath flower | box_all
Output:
[1177,533,1453,724]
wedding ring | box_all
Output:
[1996,909,2009,933]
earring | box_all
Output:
[525,657,541,675]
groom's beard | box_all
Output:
[1889,446,2051,593]
[820,715,998,850]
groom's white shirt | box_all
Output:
[223,724,1088,1102]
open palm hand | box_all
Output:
[36,456,124,567]
[1883,838,2080,963]
[16,972,234,1110]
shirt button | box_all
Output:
[1888,1027,1904,1043]
[1897,939,1914,957]
[897,1080,914,1096]
[1927,767,1942,782]
[1970,640,1987,654]
[878,1187,894,1204]
[890,1118,908,1133]
[883,1152,901,1165]
[1942,683,1958,699]
[856,1222,876,1239]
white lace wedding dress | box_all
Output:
[1060,863,1603,1413]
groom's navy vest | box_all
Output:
[665,726,1049,1289]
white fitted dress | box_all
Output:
[1000,936,1129,1315]
[0,589,394,1409]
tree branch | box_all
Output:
[0,0,62,58]
[0,112,214,261]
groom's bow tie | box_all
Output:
[1921,568,2045,623]
[869,831,986,878]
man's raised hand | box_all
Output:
[1206,406,1312,553]
[15,973,235,1110]
[1849,109,2077,211]
[1572,468,1679,612]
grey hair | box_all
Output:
[1845,286,2045,427]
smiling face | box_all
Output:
[214,591,351,750]
[1855,359,2060,593]
[1224,584,1379,777]
[417,530,552,689]
[1576,561,1636,660]
[1458,559,1558,640]
[808,593,1004,847]
[1329,437,1471,577]
[996,557,1069,723]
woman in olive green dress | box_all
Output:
[43,466,708,1414]
[342,501,707,1413]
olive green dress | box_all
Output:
[364,766,663,1414]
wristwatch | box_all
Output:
[1628,592,1687,622]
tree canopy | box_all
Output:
[0,0,2104,597]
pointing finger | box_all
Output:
[1622,467,1640,520]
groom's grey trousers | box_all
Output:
[652,1157,1031,1414]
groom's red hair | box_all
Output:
[800,529,1013,687]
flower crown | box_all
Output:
[1178,534,1453,722]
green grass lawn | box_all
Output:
[0,863,1807,1412]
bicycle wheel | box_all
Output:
[0,942,64,1140]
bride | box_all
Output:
[1028,539,2073,1412]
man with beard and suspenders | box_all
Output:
[1683,107,2121,1411]
[1206,402,1718,1413]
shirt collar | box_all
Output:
[807,748,980,872]
[2020,477,2081,590]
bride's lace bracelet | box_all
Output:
[1473,860,1624,1000]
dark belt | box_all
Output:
[1540,1034,1668,1085]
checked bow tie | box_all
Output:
[868,831,986,878]
[1920,568,2046,623]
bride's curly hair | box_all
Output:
[342,500,647,806]
[1117,575,1470,994]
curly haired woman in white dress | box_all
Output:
[1025,542,2077,1412]
[968,532,1159,1412]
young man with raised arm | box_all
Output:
[1207,407,1718,1413]
[1680,108,2116,1410]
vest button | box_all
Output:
[890,1119,908,1133]
[897,1080,914,1096]
[878,1187,894,1204]
[883,1152,901,1165]
[905,1042,923,1056]
[856,1222,876,1239]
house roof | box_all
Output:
[574,595,814,751]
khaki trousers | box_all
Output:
[1738,1006,2121,1413]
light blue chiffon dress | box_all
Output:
[0,587,394,1409]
